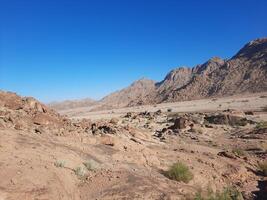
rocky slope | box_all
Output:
[97,78,157,109]
[97,38,267,109]
[160,38,267,102]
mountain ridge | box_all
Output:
[48,38,267,111]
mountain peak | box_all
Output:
[131,78,155,87]
[232,37,267,59]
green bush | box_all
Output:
[256,121,267,129]
[232,148,245,156]
[54,160,66,168]
[194,187,243,200]
[83,159,99,171]
[164,162,193,183]
[74,166,86,178]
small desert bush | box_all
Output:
[164,162,193,183]
[256,121,267,129]
[194,187,243,200]
[83,159,99,171]
[54,160,66,168]
[232,148,246,156]
[83,161,94,171]
[74,166,86,178]
[258,161,267,176]
[167,108,172,112]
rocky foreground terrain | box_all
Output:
[0,90,267,199]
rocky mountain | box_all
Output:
[159,38,267,102]
[96,78,157,109]
[48,98,96,111]
[47,38,267,111]
[97,38,267,109]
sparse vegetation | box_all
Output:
[256,121,267,129]
[74,166,86,178]
[54,160,66,168]
[232,148,246,156]
[258,161,267,176]
[83,161,94,171]
[167,108,172,112]
[194,187,243,200]
[164,162,193,183]
[83,159,99,171]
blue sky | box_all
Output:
[1,0,267,102]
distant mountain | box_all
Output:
[48,98,96,111]
[49,38,267,111]
[97,78,157,110]
[98,38,267,108]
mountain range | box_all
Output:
[49,38,267,111]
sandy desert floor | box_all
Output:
[0,92,266,200]
[60,93,267,120]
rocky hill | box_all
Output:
[96,38,267,109]
[159,38,267,102]
[0,91,65,133]
[95,78,157,110]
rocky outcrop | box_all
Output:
[0,91,67,133]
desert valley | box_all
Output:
[0,38,267,200]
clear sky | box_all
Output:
[1,0,267,102]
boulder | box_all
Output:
[33,113,59,126]
[125,112,133,118]
[110,118,119,125]
[100,135,115,146]
[155,109,162,115]
[217,151,236,159]
[91,122,117,135]
[170,117,187,129]
[24,97,47,113]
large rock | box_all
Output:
[23,97,47,113]
[33,113,60,126]
[169,117,187,130]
